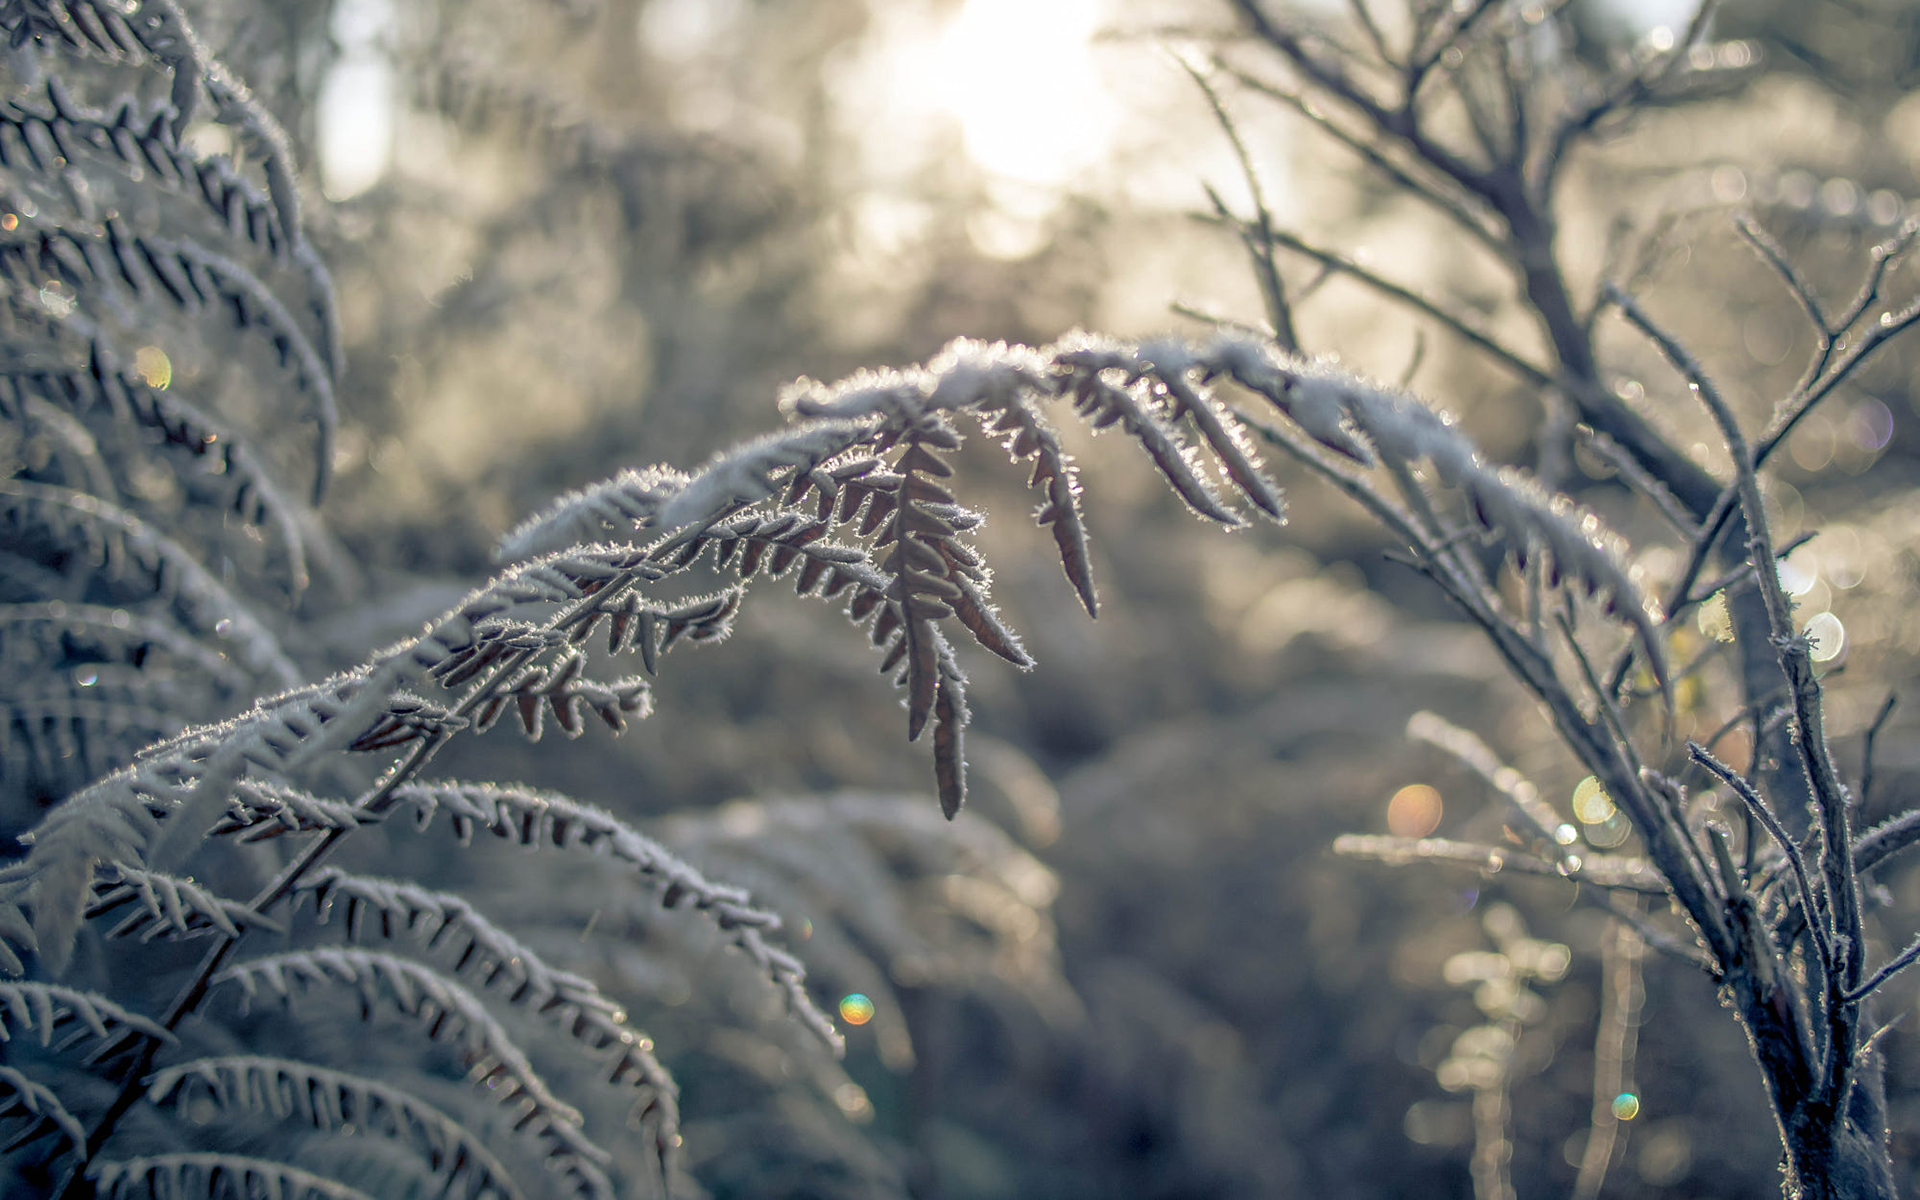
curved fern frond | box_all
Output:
[466,655,651,742]
[1055,335,1288,521]
[4,80,295,263]
[12,391,115,499]
[1208,338,1667,682]
[0,602,253,690]
[390,780,841,1051]
[89,1152,379,1200]
[571,588,741,674]
[0,1062,85,1156]
[0,981,171,1059]
[959,349,1098,615]
[206,779,372,842]
[210,949,617,1181]
[291,868,680,1145]
[495,465,690,562]
[87,861,276,942]
[0,479,296,685]
[0,342,321,594]
[0,222,336,497]
[146,1056,531,1200]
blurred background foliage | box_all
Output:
[60,0,1920,1194]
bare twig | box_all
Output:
[1407,710,1576,864]
[1860,693,1898,814]
[1203,214,1551,386]
[1691,743,1832,984]
[1181,57,1300,350]
[1573,913,1645,1200]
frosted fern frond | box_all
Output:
[2,79,297,262]
[89,1153,380,1200]
[5,772,163,972]
[0,602,253,690]
[498,422,876,563]
[962,356,1098,614]
[0,1063,85,1156]
[0,981,171,1056]
[652,420,880,536]
[347,692,472,751]
[570,588,741,673]
[0,479,296,685]
[291,868,680,1148]
[211,949,616,1179]
[0,224,336,495]
[390,780,841,1051]
[1059,335,1289,521]
[1200,335,1666,675]
[3,0,342,382]
[146,1056,533,1200]
[0,342,322,593]
[206,780,371,842]
[468,655,652,742]
[10,391,113,497]
[496,465,691,562]
[86,861,274,942]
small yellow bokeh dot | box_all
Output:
[0,213,16,231]
[1387,784,1444,838]
[1573,776,1616,825]
[1611,1092,1640,1121]
[838,993,875,1026]
[133,345,172,390]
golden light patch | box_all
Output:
[1387,784,1444,839]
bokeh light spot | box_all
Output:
[1849,398,1894,452]
[1612,1092,1641,1121]
[1387,784,1444,838]
[1805,611,1845,663]
[1572,777,1616,825]
[839,993,875,1026]
[134,346,172,390]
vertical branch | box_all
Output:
[1469,1057,1518,1200]
[1181,59,1299,351]
[1573,913,1644,1200]
[1610,285,1864,1120]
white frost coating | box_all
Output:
[654,421,874,533]
[495,464,690,562]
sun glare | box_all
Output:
[927,0,1118,188]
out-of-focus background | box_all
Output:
[156,0,1920,1194]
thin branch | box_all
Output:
[1406,0,1503,102]
[1220,62,1506,253]
[1861,693,1898,814]
[1207,215,1551,386]
[1227,0,1497,198]
[1842,934,1920,1005]
[1406,710,1576,865]
[1332,833,1666,893]
[1573,913,1645,1200]
[1181,56,1299,350]
[1345,0,1397,68]
[1541,0,1723,193]
[1691,743,1832,983]
[1734,213,1827,332]
[1576,424,1699,537]
[1610,284,1864,1005]
[1755,294,1920,469]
